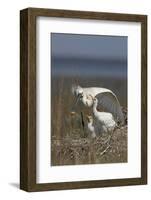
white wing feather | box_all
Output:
[83,87,111,96]
[95,92,124,124]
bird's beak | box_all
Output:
[75,95,81,105]
[71,94,81,111]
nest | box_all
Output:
[51,124,127,166]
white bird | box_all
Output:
[72,85,124,124]
[86,115,96,138]
[92,98,117,134]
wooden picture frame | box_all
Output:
[20,7,147,192]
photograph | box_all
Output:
[51,33,128,166]
[20,7,147,191]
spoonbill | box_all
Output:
[92,97,117,133]
[86,115,96,138]
[72,85,124,124]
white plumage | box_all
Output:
[72,85,124,124]
[86,115,96,138]
[92,98,117,133]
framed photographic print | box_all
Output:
[20,8,147,191]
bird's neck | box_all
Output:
[93,103,97,115]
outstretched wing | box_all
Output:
[95,92,124,124]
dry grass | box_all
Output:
[51,125,127,166]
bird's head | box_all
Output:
[77,91,84,100]
[71,85,84,111]
[73,86,84,102]
[86,115,93,123]
[70,111,76,116]
[72,85,83,97]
